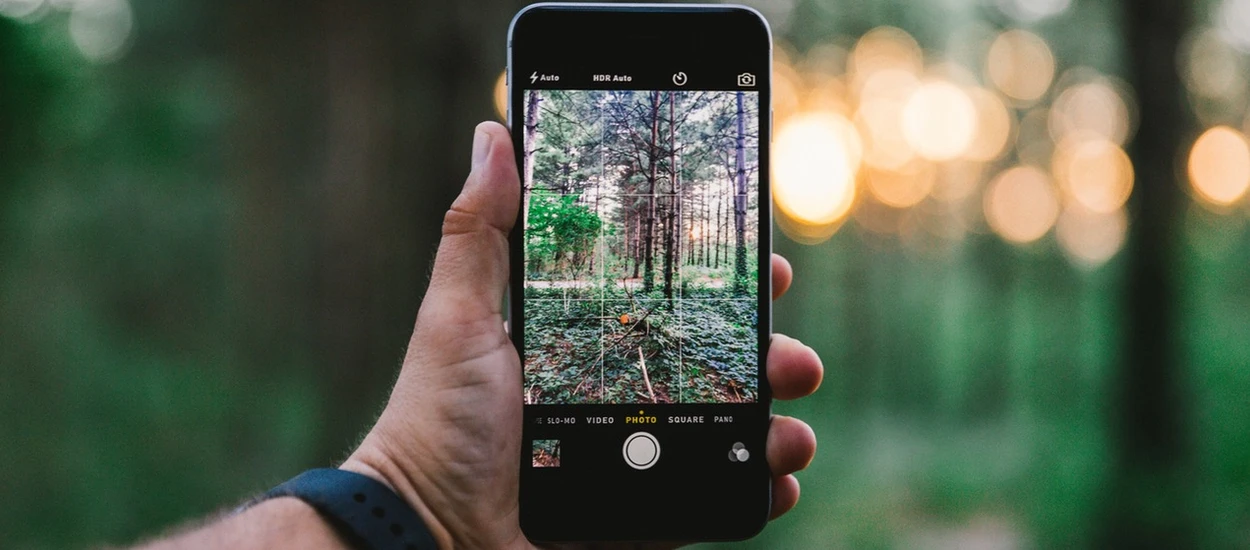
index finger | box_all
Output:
[772,254,792,301]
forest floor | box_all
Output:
[525,279,727,289]
[523,288,757,404]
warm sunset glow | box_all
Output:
[1052,136,1134,213]
[1188,125,1250,205]
[986,29,1055,103]
[984,166,1060,244]
[773,112,863,227]
[902,81,978,161]
[493,70,508,121]
[1056,204,1128,267]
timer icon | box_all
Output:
[672,71,688,86]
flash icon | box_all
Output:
[530,71,539,84]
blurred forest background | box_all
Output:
[1,0,1249,548]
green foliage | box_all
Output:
[525,193,602,280]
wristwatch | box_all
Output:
[250,468,438,550]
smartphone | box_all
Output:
[507,3,772,542]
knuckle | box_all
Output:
[442,205,482,237]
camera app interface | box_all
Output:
[521,89,761,406]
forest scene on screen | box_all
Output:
[522,90,760,405]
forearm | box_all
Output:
[131,498,351,550]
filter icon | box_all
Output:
[727,442,750,463]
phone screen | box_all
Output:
[509,5,772,542]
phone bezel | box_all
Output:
[507,3,774,543]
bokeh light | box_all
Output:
[1188,125,1250,205]
[0,0,47,20]
[855,96,914,169]
[1056,204,1128,267]
[984,165,1060,243]
[964,86,1015,162]
[1181,28,1246,101]
[773,112,863,233]
[849,26,923,93]
[774,58,803,123]
[987,29,1055,104]
[493,70,508,121]
[69,0,134,63]
[854,69,919,170]
[865,159,937,208]
[1049,74,1134,145]
[930,161,984,203]
[902,80,978,161]
[995,0,1072,23]
[801,41,849,77]
[1052,135,1134,213]
[1217,0,1250,53]
[803,73,853,116]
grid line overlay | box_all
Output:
[522,89,759,405]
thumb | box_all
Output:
[422,121,520,327]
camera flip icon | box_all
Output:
[737,72,756,87]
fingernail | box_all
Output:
[471,126,493,169]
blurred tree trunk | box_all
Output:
[228,0,524,462]
[312,0,398,446]
[226,1,322,376]
[1103,0,1195,546]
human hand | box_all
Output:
[341,121,823,549]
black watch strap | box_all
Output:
[260,468,438,550]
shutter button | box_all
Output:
[623,432,660,470]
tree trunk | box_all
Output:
[1100,0,1194,547]
[702,185,710,267]
[663,92,677,302]
[642,91,660,294]
[522,90,541,236]
[632,210,641,279]
[663,198,674,301]
[673,94,682,275]
[732,91,747,293]
[715,172,723,269]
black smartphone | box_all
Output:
[507,3,772,543]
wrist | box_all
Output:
[341,443,454,550]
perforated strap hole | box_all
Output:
[372,506,386,518]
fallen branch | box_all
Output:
[638,345,656,403]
